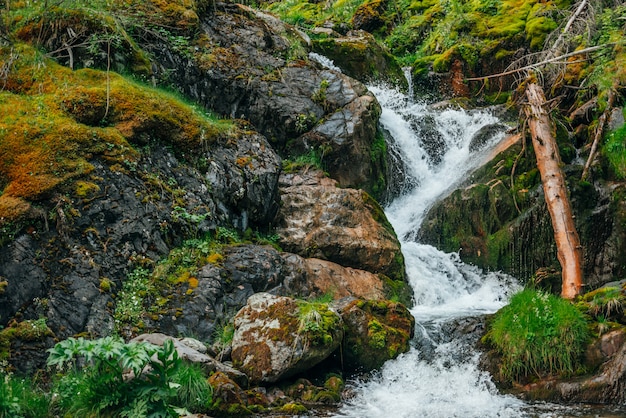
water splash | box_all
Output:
[333,84,524,418]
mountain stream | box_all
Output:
[326,79,625,418]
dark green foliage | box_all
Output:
[0,373,50,418]
[604,121,626,180]
[172,363,213,413]
[47,336,187,417]
[485,289,590,381]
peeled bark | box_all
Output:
[524,83,583,299]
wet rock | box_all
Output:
[312,30,406,88]
[469,123,508,152]
[334,298,415,372]
[296,93,383,191]
[231,293,343,384]
[276,172,407,284]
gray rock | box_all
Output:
[131,333,248,387]
[230,293,343,384]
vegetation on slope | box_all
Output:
[0,42,233,233]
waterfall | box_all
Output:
[331,81,613,417]
[330,84,526,418]
[305,56,623,418]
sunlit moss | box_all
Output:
[0,44,234,222]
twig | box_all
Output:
[581,88,616,181]
[551,0,588,54]
[466,44,613,81]
[103,39,111,121]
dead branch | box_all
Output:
[581,88,616,180]
[466,44,613,82]
[511,120,527,215]
[551,0,589,55]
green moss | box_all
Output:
[296,300,342,346]
[279,402,308,414]
[0,43,234,224]
[604,123,626,180]
[367,319,387,349]
[74,180,101,199]
[0,318,53,362]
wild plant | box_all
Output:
[47,336,187,417]
[484,288,589,381]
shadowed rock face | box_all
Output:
[0,130,281,363]
[142,3,385,194]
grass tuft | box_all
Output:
[484,288,590,381]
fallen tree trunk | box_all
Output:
[523,83,583,299]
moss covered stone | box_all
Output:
[231,293,343,384]
[338,298,414,371]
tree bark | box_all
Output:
[523,83,583,299]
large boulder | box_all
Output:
[334,298,415,371]
[275,171,407,284]
[142,3,386,194]
[230,293,343,384]
[146,243,392,341]
[280,255,387,301]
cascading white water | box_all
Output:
[307,56,626,418]
[330,85,527,418]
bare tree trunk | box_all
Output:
[524,83,584,299]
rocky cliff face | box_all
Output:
[0,0,410,385]
[419,136,626,289]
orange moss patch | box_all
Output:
[0,44,233,222]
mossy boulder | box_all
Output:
[208,372,253,416]
[312,30,407,89]
[231,293,343,384]
[336,298,414,371]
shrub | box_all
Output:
[47,336,186,417]
[484,288,590,381]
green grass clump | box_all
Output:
[604,121,626,180]
[485,288,590,381]
[0,373,51,418]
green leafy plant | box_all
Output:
[47,336,186,417]
[484,288,590,381]
[114,266,153,332]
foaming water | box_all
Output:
[334,84,526,418]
